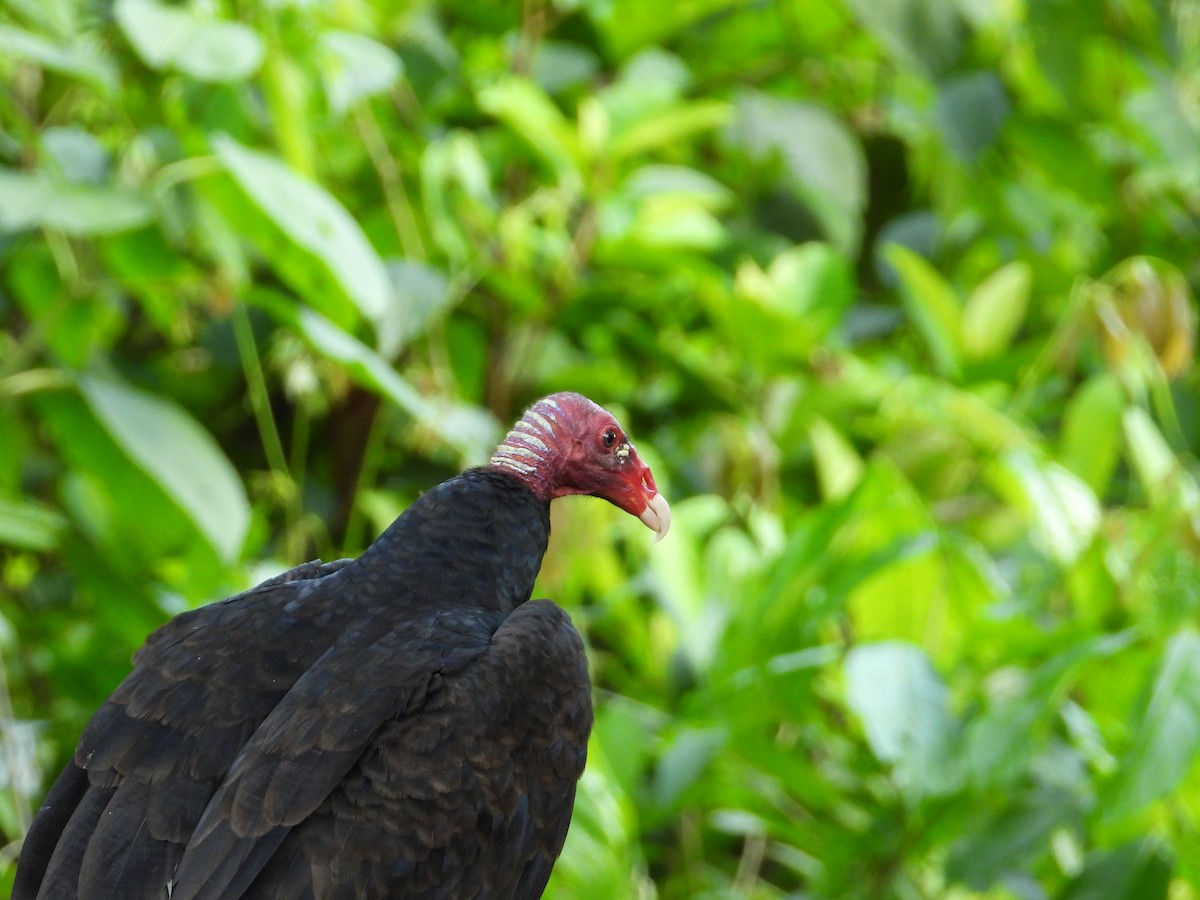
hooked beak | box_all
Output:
[639,491,671,543]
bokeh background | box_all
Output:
[3,0,1200,896]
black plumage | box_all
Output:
[15,393,669,900]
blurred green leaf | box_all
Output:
[947,786,1076,889]
[1105,629,1200,821]
[378,260,454,359]
[0,498,66,551]
[885,243,963,378]
[961,260,1031,360]
[213,135,390,329]
[809,417,864,501]
[844,641,959,801]
[607,99,730,162]
[77,373,250,562]
[991,450,1101,565]
[936,71,1011,164]
[650,726,727,820]
[1122,407,1200,512]
[727,93,867,253]
[844,0,964,77]
[264,301,499,463]
[1060,374,1126,495]
[0,169,153,235]
[319,31,403,114]
[1060,839,1172,900]
[477,77,581,183]
[115,0,263,82]
[0,23,116,88]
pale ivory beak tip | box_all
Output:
[639,492,671,543]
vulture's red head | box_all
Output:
[489,392,671,541]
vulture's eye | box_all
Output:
[602,429,618,447]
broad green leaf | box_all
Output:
[1105,629,1200,820]
[961,260,1031,360]
[266,302,499,463]
[1060,374,1125,495]
[34,391,215,571]
[845,0,964,77]
[530,40,599,94]
[213,135,389,328]
[607,100,731,162]
[622,165,731,206]
[77,373,249,562]
[935,71,1011,164]
[809,417,864,501]
[0,498,67,551]
[0,23,116,89]
[649,726,728,818]
[623,197,725,250]
[319,31,403,113]
[645,494,734,671]
[720,244,854,367]
[477,78,581,183]
[966,632,1133,789]
[41,127,110,182]
[0,169,153,235]
[378,261,454,359]
[844,641,958,801]
[884,243,962,379]
[991,449,1100,565]
[727,92,866,253]
[115,0,263,82]
[1123,406,1200,511]
[947,786,1077,889]
[1060,839,1172,900]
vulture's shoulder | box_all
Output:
[169,600,591,900]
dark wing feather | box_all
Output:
[242,599,592,900]
[169,611,497,900]
[12,558,356,900]
[10,765,89,900]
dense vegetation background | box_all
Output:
[2,0,1199,896]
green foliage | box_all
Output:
[3,0,1200,897]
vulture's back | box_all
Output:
[14,470,593,900]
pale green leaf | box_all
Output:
[992,449,1100,565]
[1060,374,1125,494]
[288,307,499,463]
[884,243,963,378]
[1123,406,1200,511]
[727,92,866,253]
[809,417,864,501]
[844,0,964,76]
[607,100,731,162]
[319,31,403,113]
[0,498,67,551]
[1105,629,1200,820]
[77,373,249,562]
[0,23,116,89]
[961,260,1031,360]
[947,786,1077,889]
[0,169,153,235]
[845,641,958,800]
[115,0,263,82]
[936,71,1011,164]
[477,78,581,182]
[213,135,390,326]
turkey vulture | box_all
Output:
[14,391,670,900]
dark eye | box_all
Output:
[602,429,617,447]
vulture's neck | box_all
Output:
[352,468,551,614]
